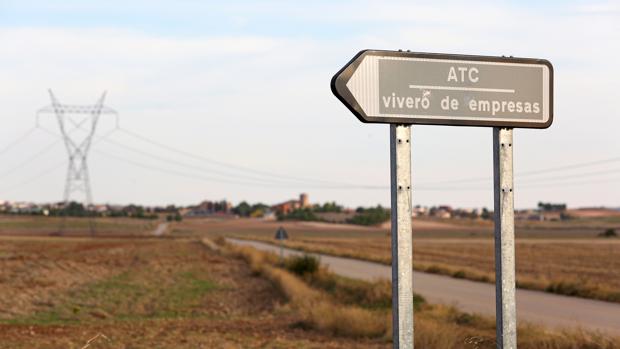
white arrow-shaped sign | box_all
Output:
[331,50,553,128]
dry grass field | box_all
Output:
[226,241,620,349]
[174,217,620,302]
[0,219,617,348]
[0,236,385,348]
[256,237,620,302]
[0,215,157,236]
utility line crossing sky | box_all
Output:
[0,1,618,209]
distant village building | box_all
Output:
[94,204,109,214]
[186,200,233,217]
[272,193,310,215]
[262,210,277,220]
[515,202,568,221]
[412,206,428,217]
[429,205,452,219]
[300,193,309,208]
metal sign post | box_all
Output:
[390,124,414,349]
[493,127,517,348]
[332,49,553,349]
[274,227,289,264]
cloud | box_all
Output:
[0,1,618,208]
[573,1,620,15]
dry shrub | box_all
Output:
[518,323,620,349]
[263,264,388,338]
[285,254,320,276]
[213,236,227,246]
[228,245,278,274]
[200,238,220,251]
[261,264,322,306]
[305,301,388,338]
[414,317,482,349]
[229,245,388,338]
[309,268,409,310]
[418,262,494,284]
[229,243,620,347]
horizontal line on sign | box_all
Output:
[409,85,515,93]
[376,113,547,123]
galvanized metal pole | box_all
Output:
[390,124,414,349]
[493,127,517,349]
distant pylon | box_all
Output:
[37,89,118,235]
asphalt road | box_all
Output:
[228,238,620,335]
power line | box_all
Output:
[412,174,620,192]
[98,136,312,186]
[92,148,388,190]
[518,156,620,176]
[3,126,116,183]
[517,168,620,185]
[98,130,620,192]
[414,156,620,186]
[117,127,372,187]
[0,124,90,179]
[5,115,618,195]
[92,128,119,146]
[92,149,309,188]
[98,134,386,189]
[0,138,62,178]
[0,161,66,194]
[0,127,38,156]
[518,177,620,189]
[40,126,388,190]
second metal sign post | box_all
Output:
[390,124,414,349]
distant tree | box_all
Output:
[64,201,87,217]
[313,201,343,213]
[481,207,491,220]
[538,202,566,212]
[279,208,320,222]
[250,208,264,218]
[599,229,617,238]
[233,201,252,217]
[429,206,438,217]
[347,205,390,226]
[250,203,270,217]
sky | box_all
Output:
[0,0,618,209]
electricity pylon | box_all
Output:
[37,89,118,235]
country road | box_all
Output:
[228,238,620,335]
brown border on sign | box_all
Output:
[330,50,554,129]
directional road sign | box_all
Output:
[331,50,553,128]
[274,227,289,240]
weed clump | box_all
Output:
[228,244,620,347]
[285,254,319,276]
[599,229,617,238]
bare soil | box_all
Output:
[0,236,387,348]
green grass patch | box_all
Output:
[5,269,217,325]
[0,216,156,233]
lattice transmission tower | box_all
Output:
[37,89,118,234]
